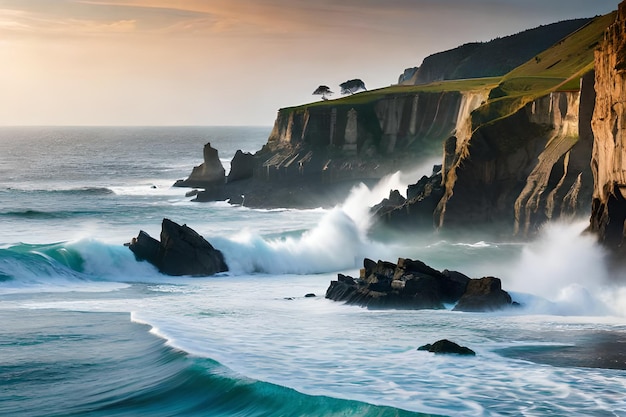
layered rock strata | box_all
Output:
[435,79,595,236]
[590,1,626,252]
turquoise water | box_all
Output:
[1,127,625,416]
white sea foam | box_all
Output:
[507,221,626,317]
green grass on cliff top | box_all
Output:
[470,11,616,126]
[285,10,615,120]
[286,77,501,111]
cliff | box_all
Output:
[264,87,491,176]
[377,12,615,236]
[436,79,595,234]
[400,19,592,86]
[589,2,626,252]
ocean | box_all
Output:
[1,126,625,417]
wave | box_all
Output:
[4,186,114,195]
[0,209,101,220]
[0,240,158,292]
[0,309,425,417]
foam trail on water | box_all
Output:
[507,221,626,316]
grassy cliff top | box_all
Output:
[286,77,500,112]
[283,10,615,120]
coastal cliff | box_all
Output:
[181,85,491,208]
[376,11,615,236]
[435,81,595,235]
[264,88,489,173]
[176,9,622,240]
[590,2,626,252]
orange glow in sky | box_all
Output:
[0,0,620,126]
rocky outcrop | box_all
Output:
[174,143,225,189]
[128,218,228,276]
[453,277,513,312]
[418,340,476,356]
[325,258,514,311]
[372,165,444,230]
[589,1,626,253]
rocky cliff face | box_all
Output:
[435,76,595,235]
[590,2,626,251]
[264,90,488,181]
[376,79,595,235]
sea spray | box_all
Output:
[507,221,624,316]
[213,171,419,274]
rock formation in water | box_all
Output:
[589,2,626,253]
[325,258,514,312]
[128,218,228,276]
[418,340,476,356]
[174,143,225,188]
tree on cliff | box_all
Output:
[313,85,333,100]
[340,79,367,95]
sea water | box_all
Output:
[1,126,625,417]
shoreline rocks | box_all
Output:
[128,218,228,276]
[325,257,515,312]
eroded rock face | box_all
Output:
[128,218,228,276]
[174,143,225,188]
[325,258,514,311]
[436,86,595,236]
[590,1,626,252]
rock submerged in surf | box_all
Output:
[127,218,228,276]
[418,339,476,356]
[325,258,514,312]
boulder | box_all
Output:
[453,277,512,312]
[326,258,513,312]
[418,339,476,356]
[128,218,228,276]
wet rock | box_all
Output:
[418,339,476,356]
[453,276,512,312]
[326,258,513,311]
[128,218,228,276]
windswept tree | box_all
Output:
[339,79,367,95]
[313,85,333,101]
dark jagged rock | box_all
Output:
[371,165,445,230]
[453,277,512,312]
[325,258,512,311]
[418,339,476,356]
[227,150,255,183]
[174,143,225,189]
[128,218,228,276]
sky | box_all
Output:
[0,0,621,126]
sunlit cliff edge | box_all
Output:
[590,2,626,253]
